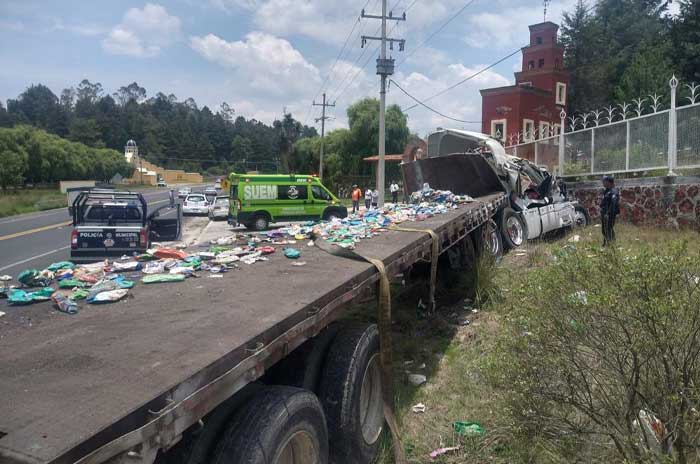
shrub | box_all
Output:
[488,241,700,463]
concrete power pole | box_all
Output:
[361,3,405,207]
[313,93,335,182]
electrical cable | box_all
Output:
[389,79,481,123]
[402,47,523,112]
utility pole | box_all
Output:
[313,93,335,181]
[361,3,405,207]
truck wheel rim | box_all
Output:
[485,220,500,256]
[255,218,267,230]
[574,211,587,227]
[506,216,524,246]
[274,430,319,464]
[360,353,384,445]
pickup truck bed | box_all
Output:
[0,192,506,464]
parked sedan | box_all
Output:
[177,187,192,199]
[182,194,209,215]
[208,196,230,221]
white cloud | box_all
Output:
[0,19,24,32]
[102,3,181,57]
[464,0,577,49]
[189,32,321,97]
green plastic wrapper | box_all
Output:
[31,287,55,301]
[71,288,90,300]
[58,279,86,289]
[47,261,75,272]
[8,289,33,305]
[142,274,186,284]
[453,421,485,437]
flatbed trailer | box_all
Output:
[0,192,506,464]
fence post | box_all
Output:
[558,110,566,176]
[625,120,631,171]
[514,145,518,157]
[668,75,678,176]
[534,141,539,166]
[590,128,596,175]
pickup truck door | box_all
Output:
[540,204,559,233]
[149,203,182,241]
[522,208,542,239]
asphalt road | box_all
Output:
[0,185,205,278]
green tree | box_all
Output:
[114,82,147,106]
[672,0,700,82]
[68,117,103,147]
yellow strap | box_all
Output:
[389,226,440,313]
[364,257,407,464]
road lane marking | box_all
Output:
[0,246,71,272]
[0,221,72,241]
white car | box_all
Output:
[177,187,192,199]
[208,196,230,221]
[182,194,209,215]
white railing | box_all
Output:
[504,76,700,177]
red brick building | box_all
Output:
[480,21,569,145]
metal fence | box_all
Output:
[505,76,700,177]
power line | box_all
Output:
[302,0,373,126]
[403,47,523,111]
[396,0,478,68]
[390,79,481,124]
[329,0,407,103]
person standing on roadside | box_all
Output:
[390,180,400,204]
[365,187,372,210]
[351,184,362,214]
[371,188,379,209]
[600,175,620,246]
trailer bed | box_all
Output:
[0,192,506,464]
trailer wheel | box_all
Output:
[478,218,503,260]
[211,386,328,464]
[500,208,527,249]
[319,324,383,464]
[574,205,590,228]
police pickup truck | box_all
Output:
[69,189,181,261]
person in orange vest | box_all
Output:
[351,184,362,214]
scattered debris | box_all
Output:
[408,373,427,386]
[568,234,581,243]
[0,275,12,281]
[0,311,5,317]
[411,403,426,413]
[142,274,187,284]
[88,289,129,304]
[453,421,485,437]
[52,293,78,315]
[429,446,460,460]
[291,261,307,267]
[283,248,301,259]
[457,317,470,326]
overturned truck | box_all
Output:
[403,129,589,251]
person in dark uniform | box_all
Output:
[600,175,620,245]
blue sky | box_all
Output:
[0,0,585,137]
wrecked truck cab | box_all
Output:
[412,129,588,249]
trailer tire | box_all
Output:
[211,386,328,464]
[479,218,503,261]
[319,324,383,464]
[573,204,590,228]
[500,208,527,250]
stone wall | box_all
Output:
[568,176,700,229]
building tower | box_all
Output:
[124,139,138,164]
[480,21,570,146]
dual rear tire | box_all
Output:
[173,324,383,464]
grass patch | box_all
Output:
[0,189,67,218]
[373,223,700,463]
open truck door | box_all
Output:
[148,203,182,242]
